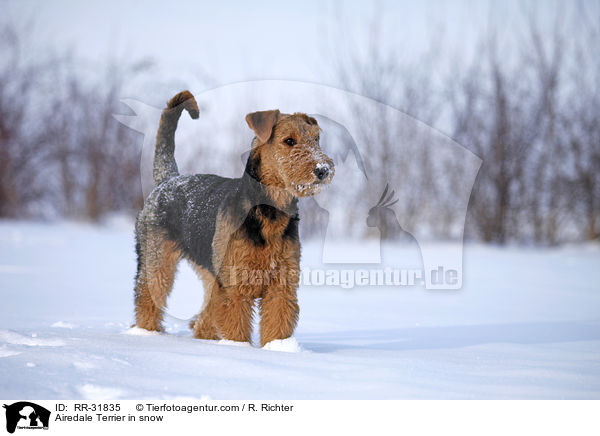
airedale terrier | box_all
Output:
[133,90,334,346]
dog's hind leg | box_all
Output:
[134,228,181,332]
[189,264,220,340]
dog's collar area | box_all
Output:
[240,168,298,214]
[256,202,298,222]
[243,150,262,183]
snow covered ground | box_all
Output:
[1,220,599,399]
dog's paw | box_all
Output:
[262,337,302,353]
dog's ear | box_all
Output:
[245,110,280,144]
[298,113,318,126]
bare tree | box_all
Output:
[0,21,150,221]
[562,2,600,240]
[0,24,49,217]
[329,5,447,240]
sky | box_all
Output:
[3,0,578,123]
[5,0,500,88]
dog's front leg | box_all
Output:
[259,238,301,346]
[259,271,299,347]
[214,287,254,343]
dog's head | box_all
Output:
[245,110,334,198]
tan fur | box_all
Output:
[189,264,219,340]
[134,230,181,331]
[196,206,301,345]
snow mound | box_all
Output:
[217,339,252,348]
[164,395,212,401]
[73,361,96,370]
[262,337,302,353]
[0,346,21,358]
[121,326,161,336]
[78,384,125,400]
[0,330,65,347]
[51,321,75,329]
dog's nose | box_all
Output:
[314,164,330,181]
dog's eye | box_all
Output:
[285,137,296,146]
[315,134,320,142]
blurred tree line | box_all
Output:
[328,4,599,245]
[0,24,146,221]
[0,4,598,245]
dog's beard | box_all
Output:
[290,181,326,197]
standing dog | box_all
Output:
[133,91,334,346]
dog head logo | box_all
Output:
[3,402,50,434]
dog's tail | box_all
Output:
[153,90,200,186]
